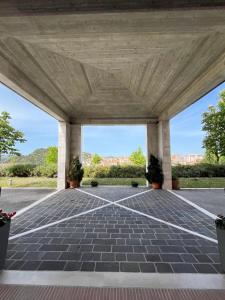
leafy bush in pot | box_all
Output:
[131,181,139,187]
[68,156,84,182]
[145,155,164,186]
[91,180,99,187]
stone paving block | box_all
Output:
[171,263,197,273]
[120,262,140,272]
[96,262,119,272]
[6,188,222,274]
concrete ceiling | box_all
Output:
[1,5,225,123]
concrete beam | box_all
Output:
[72,118,158,125]
[0,53,69,122]
[1,1,225,16]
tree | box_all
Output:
[0,111,26,162]
[202,91,225,163]
[92,153,102,165]
[45,146,58,165]
[130,146,146,166]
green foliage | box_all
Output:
[91,180,99,187]
[32,164,57,178]
[145,155,164,184]
[45,146,58,165]
[0,111,26,161]
[130,146,146,166]
[92,153,102,165]
[84,165,145,178]
[5,164,35,177]
[6,148,48,165]
[202,91,225,163]
[172,163,225,178]
[68,156,84,182]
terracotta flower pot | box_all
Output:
[0,220,10,270]
[69,180,80,189]
[151,182,161,189]
[172,179,180,190]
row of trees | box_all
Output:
[91,147,146,166]
[202,91,225,163]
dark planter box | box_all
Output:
[216,226,225,272]
[0,220,10,270]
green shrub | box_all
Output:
[84,165,145,178]
[172,163,225,178]
[32,164,57,178]
[5,164,35,177]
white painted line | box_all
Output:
[76,188,218,244]
[14,190,60,218]
[10,188,218,244]
[181,188,224,190]
[1,271,225,289]
[168,190,218,220]
[115,202,218,244]
[9,203,112,241]
[75,188,112,203]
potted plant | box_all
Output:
[91,180,99,187]
[145,154,164,189]
[0,209,16,270]
[215,215,225,272]
[68,156,84,188]
[131,181,139,188]
[172,169,180,190]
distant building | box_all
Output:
[171,154,204,165]
[83,153,204,166]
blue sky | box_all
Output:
[0,82,225,156]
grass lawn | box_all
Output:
[0,177,57,188]
[179,177,225,188]
[0,177,224,188]
[82,178,146,186]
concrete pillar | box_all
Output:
[57,123,82,190]
[57,122,71,190]
[158,120,172,190]
[146,123,159,160]
[70,124,82,160]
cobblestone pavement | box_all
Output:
[121,190,216,239]
[6,188,221,273]
[10,189,106,235]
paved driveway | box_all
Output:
[176,189,225,216]
[5,187,222,274]
[0,188,55,212]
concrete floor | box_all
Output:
[4,187,223,274]
[0,188,56,212]
[176,189,225,216]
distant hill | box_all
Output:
[6,148,48,165]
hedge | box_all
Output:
[0,163,225,179]
[0,163,57,178]
[84,165,146,178]
[172,164,225,178]
[1,164,36,177]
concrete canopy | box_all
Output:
[0,2,225,124]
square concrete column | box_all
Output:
[57,122,71,190]
[146,123,159,160]
[57,123,82,190]
[70,124,82,160]
[158,120,172,190]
